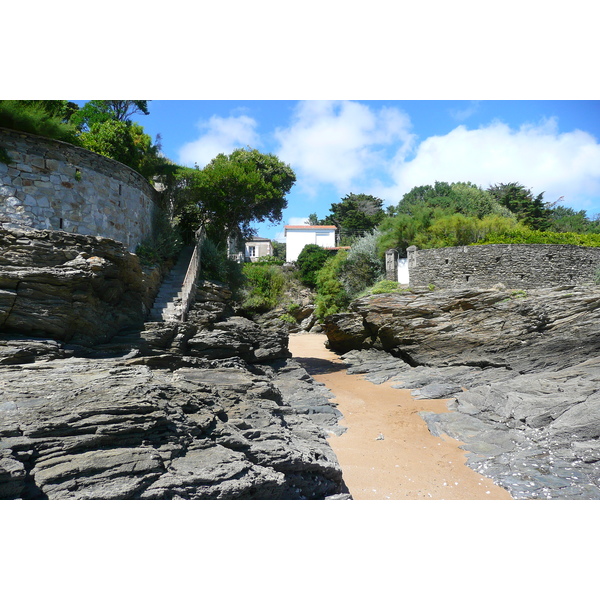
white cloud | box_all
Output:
[379,118,600,211]
[178,114,260,167]
[274,100,415,194]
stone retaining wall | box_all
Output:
[0,127,157,251]
[407,244,600,289]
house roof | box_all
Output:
[247,237,272,242]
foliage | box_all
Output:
[547,206,600,234]
[240,262,285,313]
[199,238,245,292]
[0,100,81,145]
[172,148,296,243]
[318,193,386,244]
[255,255,285,265]
[135,209,183,265]
[79,120,161,177]
[295,244,331,287]
[356,280,408,297]
[394,181,507,220]
[338,230,385,296]
[69,101,149,131]
[377,182,519,254]
[314,251,350,320]
[476,228,600,247]
[487,182,551,230]
[271,240,286,261]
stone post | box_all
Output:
[385,248,399,281]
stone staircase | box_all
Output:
[147,245,195,322]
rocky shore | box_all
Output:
[0,228,348,500]
[323,286,600,499]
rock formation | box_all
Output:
[0,229,348,500]
[323,286,600,499]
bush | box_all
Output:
[295,244,331,287]
[338,230,385,296]
[199,238,244,293]
[135,210,183,265]
[0,100,80,145]
[241,262,285,313]
[357,280,407,297]
[314,251,350,321]
[477,228,600,247]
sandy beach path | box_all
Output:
[289,333,512,500]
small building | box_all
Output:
[284,225,337,262]
[245,236,274,262]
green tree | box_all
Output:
[547,206,600,234]
[79,120,160,177]
[173,148,296,244]
[487,182,551,230]
[295,244,331,287]
[272,240,287,260]
[70,101,149,131]
[321,193,386,244]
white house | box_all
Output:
[245,236,274,262]
[284,225,337,262]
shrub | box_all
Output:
[295,244,331,287]
[338,230,385,296]
[357,280,407,297]
[314,251,350,321]
[199,238,244,292]
[241,262,285,313]
[135,210,183,265]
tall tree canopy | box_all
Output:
[313,193,386,244]
[173,148,296,243]
[487,182,551,230]
[70,101,150,131]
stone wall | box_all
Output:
[407,244,600,289]
[0,127,157,252]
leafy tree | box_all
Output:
[70,101,149,131]
[272,240,287,260]
[79,120,160,177]
[173,148,296,244]
[487,182,551,230]
[295,244,331,287]
[547,206,600,234]
[320,193,386,244]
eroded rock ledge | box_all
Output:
[323,286,600,499]
[0,229,348,500]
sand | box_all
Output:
[289,333,512,500]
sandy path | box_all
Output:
[289,333,512,500]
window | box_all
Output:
[248,246,256,257]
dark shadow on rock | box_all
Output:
[293,356,346,376]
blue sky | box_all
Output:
[120,99,600,241]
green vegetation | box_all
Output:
[376,180,600,254]
[171,148,296,244]
[0,100,80,145]
[240,262,286,313]
[295,244,332,287]
[309,193,386,244]
[314,250,350,320]
[199,238,244,293]
[135,210,183,266]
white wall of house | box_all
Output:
[284,226,337,262]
